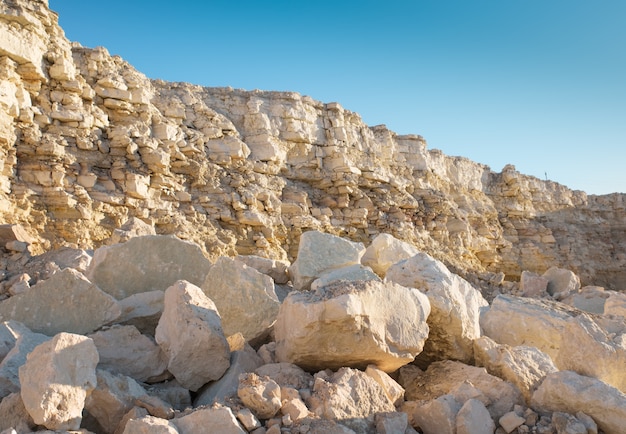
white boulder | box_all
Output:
[361,233,419,277]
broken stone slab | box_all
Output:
[0,325,49,399]
[194,333,263,407]
[308,367,395,433]
[116,290,164,336]
[473,336,558,404]
[89,325,169,383]
[310,263,381,291]
[365,365,405,406]
[234,255,290,284]
[361,233,419,278]
[0,268,121,335]
[108,217,156,245]
[0,392,37,433]
[0,224,36,247]
[121,415,179,434]
[275,279,430,372]
[498,411,525,433]
[455,398,496,434]
[238,373,282,419]
[173,405,247,434]
[18,333,98,431]
[280,387,310,423]
[155,280,230,392]
[402,360,523,420]
[21,246,92,283]
[480,294,626,393]
[288,230,365,291]
[531,370,626,434]
[201,257,280,343]
[86,235,212,300]
[519,270,549,298]
[542,266,581,300]
[411,394,461,434]
[0,320,31,362]
[385,252,488,366]
[560,285,608,314]
[84,369,148,434]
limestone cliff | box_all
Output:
[1,0,624,290]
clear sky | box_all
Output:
[49,0,626,195]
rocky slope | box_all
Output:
[0,0,624,293]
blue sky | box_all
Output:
[50,0,626,195]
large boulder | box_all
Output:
[86,235,212,299]
[385,252,488,366]
[0,268,121,335]
[531,370,626,434]
[308,367,395,433]
[89,325,169,383]
[173,405,246,434]
[201,257,280,343]
[155,280,230,391]
[481,294,626,393]
[361,233,419,277]
[275,279,430,372]
[18,333,98,430]
[288,230,365,291]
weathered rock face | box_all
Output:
[274,279,430,372]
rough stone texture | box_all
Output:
[499,411,525,433]
[89,325,169,383]
[374,412,409,434]
[84,369,148,434]
[237,373,282,419]
[288,231,365,291]
[108,217,156,245]
[234,255,290,284]
[385,252,488,365]
[86,236,212,300]
[552,412,588,434]
[365,364,405,406]
[481,294,626,393]
[173,406,246,434]
[18,333,98,430]
[561,285,609,314]
[361,233,419,277]
[455,398,496,434]
[604,291,626,318]
[145,380,191,412]
[308,367,395,433]
[275,279,430,372]
[254,362,314,390]
[194,333,263,407]
[519,271,549,298]
[0,268,121,335]
[0,320,30,362]
[411,394,461,434]
[122,415,179,434]
[473,336,558,403]
[531,370,626,434]
[310,264,381,291]
[155,280,230,391]
[543,266,581,300]
[402,360,522,420]
[0,325,49,399]
[201,256,280,343]
[0,392,37,433]
[116,290,164,335]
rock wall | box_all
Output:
[1,0,625,290]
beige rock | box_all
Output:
[375,412,409,434]
[308,367,395,433]
[0,325,49,399]
[236,407,262,431]
[519,271,548,298]
[385,252,488,365]
[542,266,581,300]
[122,415,179,434]
[234,255,290,284]
[473,336,558,403]
[310,263,381,291]
[109,217,156,245]
[173,405,246,434]
[531,370,626,434]
[552,412,588,434]
[202,257,280,343]
[280,390,310,423]
[0,320,30,362]
[194,333,263,406]
[18,333,98,430]
[84,369,148,434]
[238,373,282,419]
[365,364,405,406]
[86,235,212,300]
[0,392,36,433]
[135,394,175,420]
[145,380,191,412]
[255,362,313,390]
[561,285,608,314]
[21,246,92,283]
[288,230,365,291]
[114,407,150,434]
[89,325,169,383]
[155,281,230,391]
[604,291,626,318]
[455,398,495,434]
[116,290,164,335]
[361,233,419,277]
[275,279,430,372]
[0,268,121,335]
[402,360,522,420]
[411,394,461,434]
[498,411,525,433]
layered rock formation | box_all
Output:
[0,0,624,295]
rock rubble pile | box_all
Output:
[0,230,624,434]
